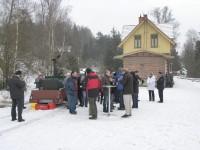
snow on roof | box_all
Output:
[156,23,174,39]
[121,25,136,40]
[121,23,174,40]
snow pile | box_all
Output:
[0,90,11,103]
[0,74,36,105]
[24,75,37,103]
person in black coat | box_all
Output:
[8,70,26,122]
[157,72,165,103]
[77,73,83,107]
[131,71,144,108]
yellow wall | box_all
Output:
[123,21,172,54]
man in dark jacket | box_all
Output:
[131,71,139,108]
[157,72,165,103]
[8,70,26,122]
[121,68,133,118]
[81,73,88,107]
[86,68,100,120]
[65,71,78,114]
[77,73,83,107]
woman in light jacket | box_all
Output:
[147,73,156,101]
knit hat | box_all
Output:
[15,70,22,75]
[86,68,93,74]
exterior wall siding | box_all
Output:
[123,53,167,79]
[123,21,171,55]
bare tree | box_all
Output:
[182,29,199,77]
[150,6,179,39]
[150,6,181,72]
[0,0,16,87]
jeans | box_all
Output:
[148,90,155,101]
[67,94,77,113]
[116,90,124,108]
[88,97,97,117]
[11,98,23,120]
[158,89,164,102]
[78,89,83,106]
[132,93,138,108]
[82,91,88,107]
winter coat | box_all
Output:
[115,71,124,91]
[157,75,165,90]
[81,76,87,91]
[8,75,25,100]
[121,72,133,95]
[132,73,140,93]
[147,76,156,90]
[102,75,113,95]
[86,72,101,98]
[65,77,78,96]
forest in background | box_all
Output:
[0,0,122,88]
[0,0,199,89]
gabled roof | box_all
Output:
[114,49,174,59]
[119,18,175,48]
[121,25,136,39]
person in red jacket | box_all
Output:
[85,68,101,120]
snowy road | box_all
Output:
[0,77,200,150]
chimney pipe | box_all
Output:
[139,14,148,24]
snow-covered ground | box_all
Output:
[0,77,200,150]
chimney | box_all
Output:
[139,14,148,24]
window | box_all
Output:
[134,35,141,48]
[151,34,158,48]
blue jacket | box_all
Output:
[65,77,77,96]
[115,71,124,91]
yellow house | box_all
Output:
[116,15,175,78]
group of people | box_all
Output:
[64,67,165,119]
[65,68,100,119]
[7,67,165,122]
[147,72,165,103]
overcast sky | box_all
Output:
[64,0,200,52]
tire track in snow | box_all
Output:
[0,102,31,119]
[0,109,30,120]
[0,107,65,136]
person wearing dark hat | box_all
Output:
[8,70,26,122]
[156,72,165,103]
